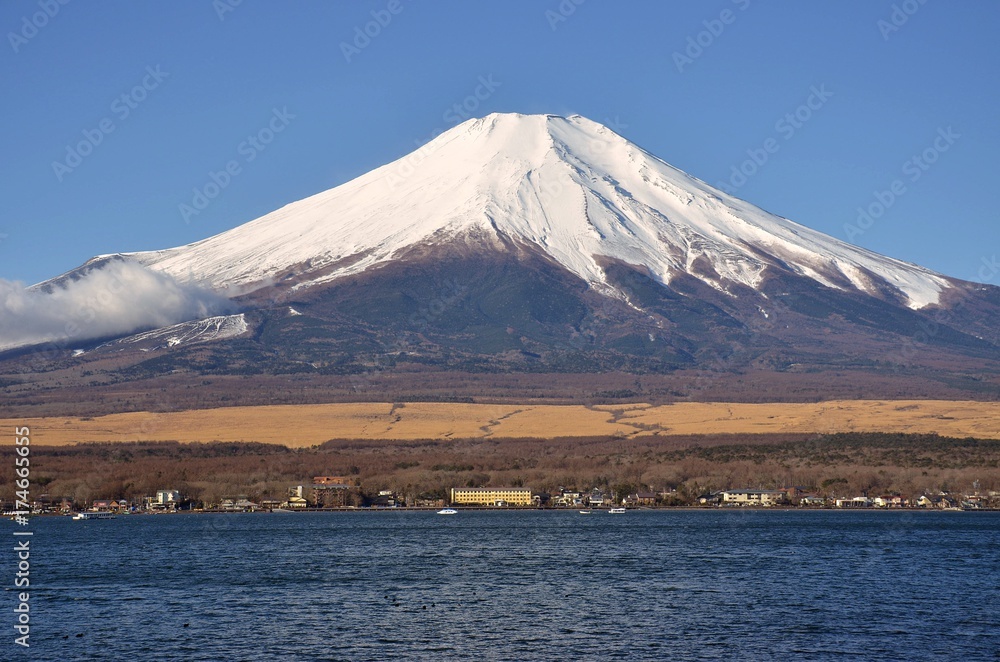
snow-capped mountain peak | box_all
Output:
[122,112,949,309]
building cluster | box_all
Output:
[198,477,366,512]
[284,476,357,508]
[696,487,999,509]
[543,487,662,508]
[442,487,670,508]
[16,489,186,515]
[12,482,998,515]
[255,482,654,511]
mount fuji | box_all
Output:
[110,113,948,307]
[7,113,1000,409]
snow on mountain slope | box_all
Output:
[89,313,248,353]
[117,113,949,309]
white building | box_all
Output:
[835,497,873,508]
[874,495,904,508]
[147,489,181,510]
[721,490,785,506]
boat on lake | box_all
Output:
[436,508,458,515]
[609,507,626,514]
[73,512,116,520]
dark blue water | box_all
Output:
[4,510,999,660]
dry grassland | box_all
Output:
[5,400,1000,447]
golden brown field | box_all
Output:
[6,399,1000,447]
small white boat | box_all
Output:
[73,512,116,520]
[609,507,626,514]
[579,510,592,514]
[436,508,458,515]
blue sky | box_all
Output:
[2,0,998,285]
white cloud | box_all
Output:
[0,261,233,352]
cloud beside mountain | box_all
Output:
[0,261,232,352]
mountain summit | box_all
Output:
[11,113,1000,409]
[121,112,947,309]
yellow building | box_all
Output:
[450,487,533,506]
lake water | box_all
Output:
[6,510,999,660]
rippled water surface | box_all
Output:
[9,510,1000,660]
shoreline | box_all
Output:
[24,506,1000,518]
